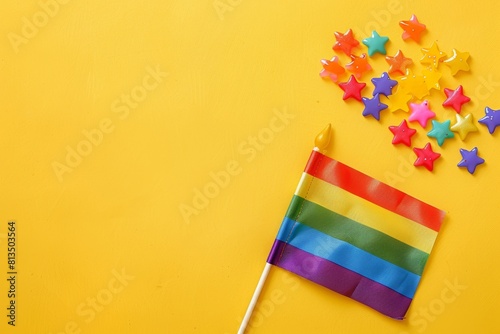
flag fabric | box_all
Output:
[267,150,445,319]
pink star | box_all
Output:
[338,75,366,101]
[389,119,417,146]
[408,100,436,128]
[442,85,470,113]
[413,142,441,171]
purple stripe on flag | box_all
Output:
[268,240,412,319]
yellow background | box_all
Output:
[1,0,499,333]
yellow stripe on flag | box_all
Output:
[296,173,438,254]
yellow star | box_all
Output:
[399,69,428,100]
[387,88,412,113]
[443,49,470,75]
[420,42,447,69]
[451,113,478,140]
[422,67,442,91]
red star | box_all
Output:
[413,142,441,171]
[338,75,366,101]
[345,53,372,79]
[319,56,345,82]
[442,85,470,113]
[385,50,413,75]
[399,14,426,43]
[332,29,359,56]
[389,119,417,147]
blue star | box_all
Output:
[457,147,485,174]
[362,94,387,121]
[478,107,500,134]
[371,72,398,97]
[362,31,389,57]
[427,120,454,146]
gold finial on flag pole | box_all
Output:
[314,123,332,151]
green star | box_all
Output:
[362,31,389,57]
[427,120,454,146]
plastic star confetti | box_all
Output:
[422,67,442,92]
[451,113,478,140]
[389,119,417,146]
[399,14,426,42]
[345,53,372,79]
[413,143,441,171]
[372,72,398,97]
[319,21,484,175]
[408,100,436,128]
[442,85,470,113]
[478,107,500,134]
[362,31,389,57]
[319,56,345,82]
[362,94,388,120]
[443,49,470,75]
[333,29,359,56]
[457,147,485,174]
[385,50,413,75]
[338,75,366,101]
[427,120,455,146]
[420,42,446,69]
[387,88,411,112]
[399,68,428,99]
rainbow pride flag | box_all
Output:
[267,150,445,319]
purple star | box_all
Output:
[371,72,398,97]
[478,107,500,134]
[457,147,485,174]
[362,94,388,120]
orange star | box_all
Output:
[385,50,413,75]
[345,53,372,79]
[332,29,359,56]
[319,56,345,82]
[399,14,426,43]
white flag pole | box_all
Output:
[237,263,272,334]
[237,124,332,334]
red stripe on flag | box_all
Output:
[305,151,444,232]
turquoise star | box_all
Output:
[362,31,389,57]
[427,120,454,146]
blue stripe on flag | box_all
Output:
[275,217,420,298]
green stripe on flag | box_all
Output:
[285,195,429,275]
